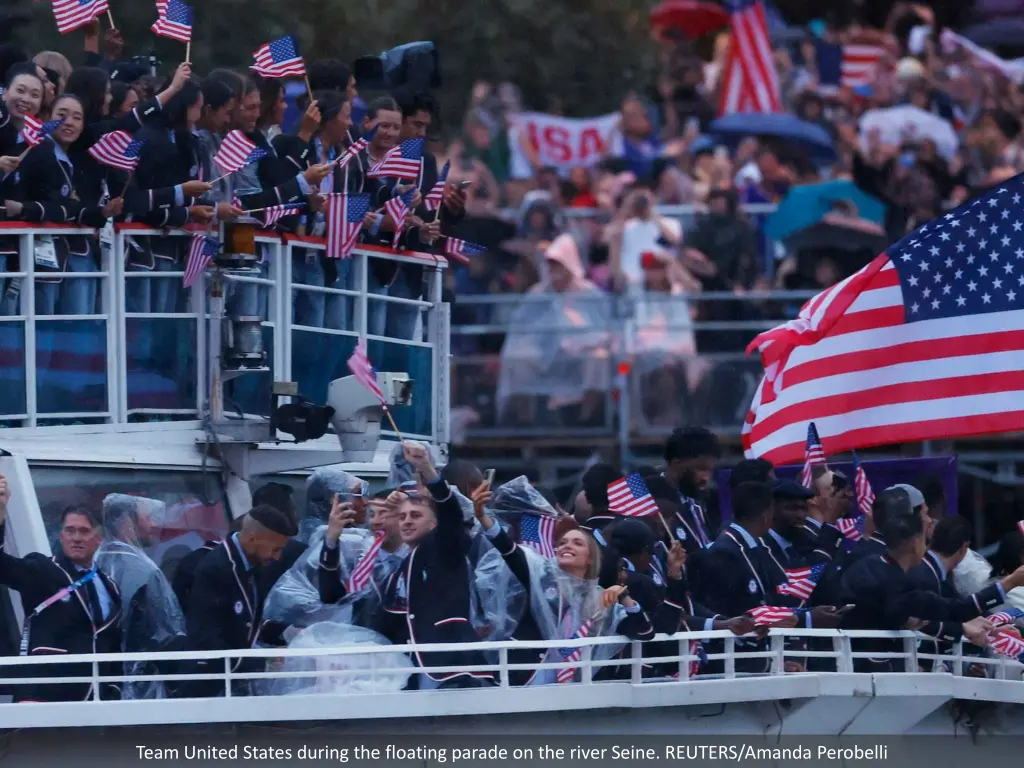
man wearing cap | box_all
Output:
[761,480,844,631]
[837,496,997,673]
[184,504,297,697]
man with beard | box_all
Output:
[661,427,719,580]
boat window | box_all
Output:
[29,466,230,586]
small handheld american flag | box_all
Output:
[261,204,303,229]
[183,235,220,287]
[443,238,485,266]
[425,161,450,212]
[88,131,144,172]
[747,605,797,627]
[21,116,64,147]
[776,563,826,601]
[368,138,424,180]
[799,422,827,488]
[251,36,306,79]
[337,125,378,169]
[347,531,385,593]
[852,452,875,517]
[383,188,416,248]
[151,0,193,44]
[53,0,109,35]
[991,628,1024,662]
[607,473,659,518]
[837,514,867,542]
[556,618,594,684]
[347,339,385,402]
[213,131,268,176]
[989,608,1024,627]
[518,513,556,558]
[326,193,370,260]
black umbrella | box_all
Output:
[784,213,888,255]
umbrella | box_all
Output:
[649,1,730,41]
[783,213,887,254]
[766,180,887,241]
[710,112,836,162]
[859,105,959,161]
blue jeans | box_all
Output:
[324,259,352,331]
[127,257,180,314]
[367,272,389,338]
[36,252,98,316]
[385,273,421,342]
[292,251,325,328]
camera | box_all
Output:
[353,42,440,93]
[131,55,160,78]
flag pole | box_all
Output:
[185,41,191,64]
[119,171,133,199]
[381,402,404,443]
[106,9,115,27]
[303,74,314,104]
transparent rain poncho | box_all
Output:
[299,467,370,544]
[263,524,407,631]
[489,476,559,517]
[514,546,627,683]
[94,493,187,699]
[258,623,413,696]
[496,290,613,416]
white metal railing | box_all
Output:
[0,628,1020,728]
[0,222,450,445]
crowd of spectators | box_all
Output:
[446,3,1024,432]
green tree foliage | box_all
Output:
[11,0,661,128]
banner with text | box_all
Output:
[510,112,619,173]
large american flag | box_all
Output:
[744,175,1024,465]
[383,188,416,248]
[347,531,385,593]
[21,116,63,147]
[717,0,782,117]
[88,130,144,172]
[798,422,826,488]
[443,238,486,265]
[841,45,885,88]
[326,193,370,260]
[607,473,659,518]
[776,563,826,601]
[150,0,192,44]
[368,138,424,180]
[183,235,220,287]
[347,339,385,402]
[251,36,306,79]
[213,130,268,176]
[53,0,108,34]
[556,618,594,684]
[747,605,797,626]
[519,513,556,558]
[425,160,450,212]
[852,453,875,517]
